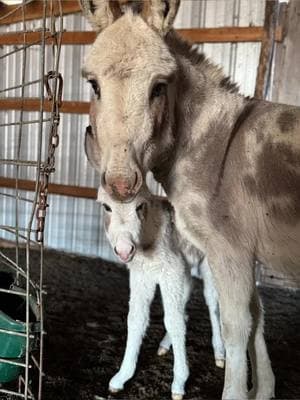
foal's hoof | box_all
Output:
[109,386,122,394]
[215,358,225,369]
[172,394,183,400]
[157,346,169,356]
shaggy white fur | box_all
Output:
[98,186,225,400]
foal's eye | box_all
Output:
[150,82,167,100]
[102,203,112,212]
[136,202,147,216]
[88,79,101,99]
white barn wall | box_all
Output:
[0,0,265,260]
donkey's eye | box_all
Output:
[150,82,167,100]
[102,203,112,212]
[88,79,101,99]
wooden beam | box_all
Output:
[255,1,279,99]
[0,98,90,114]
[0,26,284,46]
[0,31,95,46]
[179,26,283,44]
[0,1,81,26]
[0,177,97,200]
[0,0,286,53]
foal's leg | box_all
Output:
[158,276,191,356]
[209,250,255,400]
[160,271,190,400]
[201,257,225,368]
[109,269,156,392]
[157,330,172,356]
[248,290,275,399]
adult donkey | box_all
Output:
[81,0,300,398]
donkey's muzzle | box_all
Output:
[102,169,143,201]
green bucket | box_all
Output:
[0,272,40,383]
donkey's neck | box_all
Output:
[154,31,251,194]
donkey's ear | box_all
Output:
[141,0,180,35]
[79,0,123,32]
[85,125,102,170]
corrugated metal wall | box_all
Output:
[0,0,265,261]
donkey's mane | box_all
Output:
[166,31,239,94]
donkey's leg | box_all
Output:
[201,257,225,368]
[109,269,156,393]
[160,272,190,400]
[209,250,255,400]
[248,290,275,400]
[158,271,191,357]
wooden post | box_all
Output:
[271,0,300,106]
[254,0,279,99]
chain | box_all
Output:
[36,71,63,243]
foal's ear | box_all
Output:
[141,0,180,35]
[79,0,123,32]
[84,125,102,170]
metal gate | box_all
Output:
[0,2,63,398]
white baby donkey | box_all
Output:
[97,186,224,400]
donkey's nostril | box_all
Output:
[133,172,138,188]
[101,172,107,187]
[132,170,143,193]
[129,245,135,255]
[86,125,92,136]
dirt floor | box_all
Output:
[1,248,300,400]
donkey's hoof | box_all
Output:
[157,346,169,356]
[172,394,183,400]
[109,386,122,394]
[215,358,225,369]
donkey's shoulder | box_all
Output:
[246,99,300,142]
[241,100,300,227]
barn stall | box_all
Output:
[0,1,299,399]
